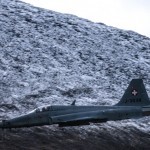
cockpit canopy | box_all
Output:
[28,105,51,114]
[35,105,51,113]
[28,105,67,114]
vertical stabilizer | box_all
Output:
[116,79,150,106]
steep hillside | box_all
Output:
[0,0,150,149]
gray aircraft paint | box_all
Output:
[0,79,150,129]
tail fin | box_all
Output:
[116,79,150,106]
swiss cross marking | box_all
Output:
[132,90,138,96]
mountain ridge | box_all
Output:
[0,0,150,149]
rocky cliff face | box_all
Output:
[0,0,150,149]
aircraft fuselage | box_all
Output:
[0,105,149,129]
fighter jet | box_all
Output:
[0,79,150,129]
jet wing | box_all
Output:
[51,110,107,126]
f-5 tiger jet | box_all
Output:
[0,79,150,129]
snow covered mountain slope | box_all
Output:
[0,0,150,149]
